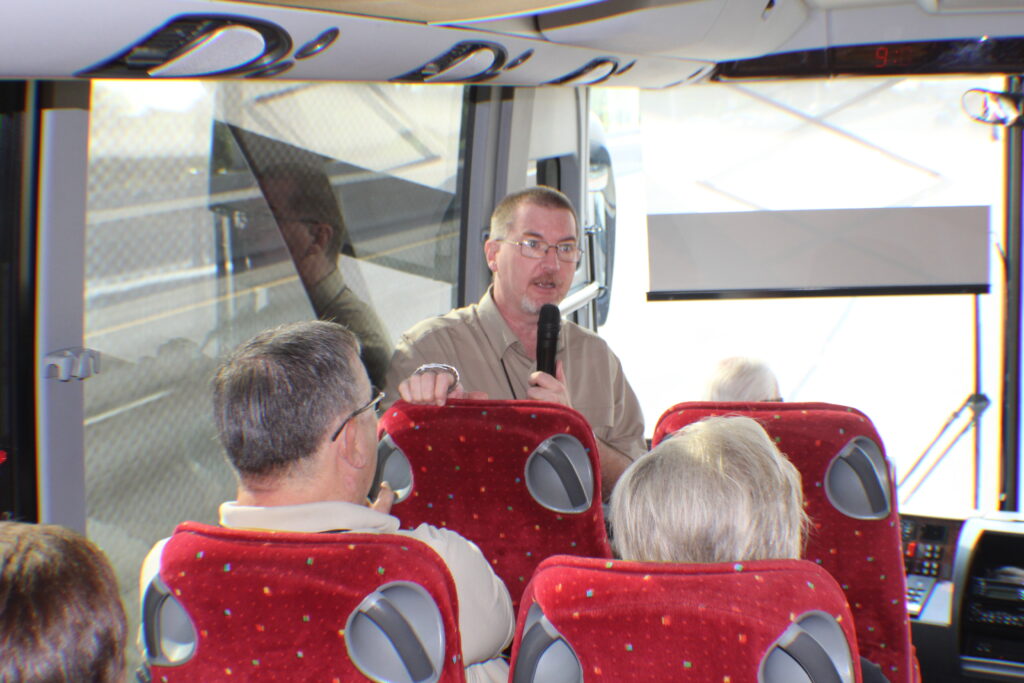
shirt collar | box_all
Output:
[477,286,522,357]
[219,500,401,534]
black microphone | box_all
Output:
[536,303,560,377]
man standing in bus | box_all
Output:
[384,186,645,496]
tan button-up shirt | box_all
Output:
[384,289,646,461]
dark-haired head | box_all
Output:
[0,522,127,683]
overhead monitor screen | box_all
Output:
[647,206,989,300]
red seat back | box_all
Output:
[510,555,863,682]
[653,401,916,683]
[378,398,612,612]
[142,521,465,682]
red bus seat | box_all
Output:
[653,401,917,683]
[509,555,863,683]
[141,521,465,682]
[377,398,612,612]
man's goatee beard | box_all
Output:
[521,294,545,316]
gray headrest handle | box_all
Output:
[760,611,854,683]
[839,447,888,516]
[141,576,196,667]
[825,437,891,520]
[780,631,843,683]
[360,595,435,683]
[513,619,556,683]
[524,434,594,514]
[513,606,582,683]
[535,441,588,509]
[373,433,413,503]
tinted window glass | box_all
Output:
[84,80,465,665]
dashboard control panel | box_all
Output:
[901,515,963,617]
[905,574,938,617]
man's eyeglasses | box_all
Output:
[238,209,317,229]
[331,388,386,442]
[494,238,583,263]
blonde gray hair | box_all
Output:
[705,357,781,402]
[610,416,807,564]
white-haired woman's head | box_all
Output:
[705,357,781,402]
[610,415,807,564]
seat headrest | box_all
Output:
[380,425,596,514]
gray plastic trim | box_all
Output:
[149,25,268,76]
[951,515,1024,678]
[513,603,583,683]
[77,15,292,78]
[524,433,594,513]
[545,57,618,85]
[375,433,414,503]
[345,581,445,683]
[141,577,197,667]
[759,611,854,683]
[393,41,507,83]
[35,104,90,533]
[824,436,892,520]
[294,27,340,59]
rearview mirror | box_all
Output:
[962,88,1024,126]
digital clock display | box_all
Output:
[716,37,1024,80]
[835,43,934,71]
[833,41,966,74]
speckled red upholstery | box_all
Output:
[379,399,612,612]
[653,402,918,683]
[510,555,864,682]
[146,521,465,682]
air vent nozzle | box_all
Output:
[77,15,291,78]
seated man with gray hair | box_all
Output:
[139,321,513,682]
[704,356,781,403]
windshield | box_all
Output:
[593,75,1007,517]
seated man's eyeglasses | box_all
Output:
[331,388,386,441]
[495,238,582,263]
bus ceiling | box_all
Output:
[3,0,1024,84]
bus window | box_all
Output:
[593,75,1006,516]
[82,80,466,662]
[536,152,597,327]
[534,114,618,329]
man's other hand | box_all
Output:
[370,481,395,514]
[527,360,571,407]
